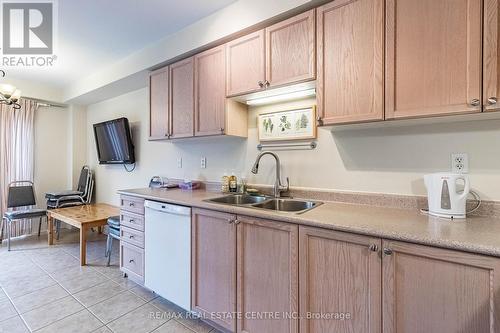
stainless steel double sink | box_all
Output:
[205,194,322,214]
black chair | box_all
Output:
[105,216,120,266]
[45,166,94,239]
[1,181,47,251]
[45,165,94,208]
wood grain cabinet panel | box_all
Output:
[317,0,384,125]
[484,0,500,111]
[299,226,381,333]
[265,10,316,88]
[236,216,298,333]
[226,30,266,97]
[149,68,169,140]
[194,45,227,136]
[191,209,237,332]
[169,57,194,138]
[386,0,482,118]
[382,240,500,333]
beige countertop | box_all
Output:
[118,187,500,258]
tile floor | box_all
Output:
[0,230,220,333]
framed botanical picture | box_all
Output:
[258,106,317,141]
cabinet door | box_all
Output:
[317,0,383,125]
[484,0,500,111]
[170,57,194,138]
[236,216,298,333]
[191,209,236,332]
[382,240,500,333]
[149,67,169,140]
[265,10,316,88]
[194,45,226,136]
[386,0,482,118]
[226,30,266,97]
[299,226,381,333]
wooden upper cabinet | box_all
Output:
[317,0,384,125]
[484,0,500,111]
[265,10,316,88]
[169,57,194,139]
[299,226,382,333]
[386,0,482,119]
[194,45,227,136]
[382,240,500,333]
[149,67,169,140]
[237,216,298,333]
[191,209,236,332]
[226,30,266,97]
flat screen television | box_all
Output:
[93,117,135,164]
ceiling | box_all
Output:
[5,0,236,89]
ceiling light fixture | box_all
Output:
[246,88,316,106]
[0,70,22,109]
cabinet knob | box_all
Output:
[234,219,240,225]
[129,259,135,263]
[258,81,264,88]
[129,202,134,207]
[129,219,134,223]
[383,248,393,256]
[264,80,270,88]
[488,97,497,105]
[228,219,234,224]
[220,127,224,133]
[470,99,481,107]
[369,244,379,252]
[165,133,169,137]
[129,235,134,239]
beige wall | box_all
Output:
[85,88,500,204]
[34,106,70,208]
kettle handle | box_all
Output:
[457,176,470,200]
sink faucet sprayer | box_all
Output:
[251,151,289,198]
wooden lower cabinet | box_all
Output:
[236,216,298,333]
[299,226,381,333]
[191,210,500,333]
[191,209,237,332]
[382,240,500,333]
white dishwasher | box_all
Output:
[144,200,191,311]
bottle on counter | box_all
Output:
[229,172,238,193]
[221,171,230,193]
[239,175,247,193]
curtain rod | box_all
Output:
[22,97,66,108]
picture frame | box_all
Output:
[257,106,317,142]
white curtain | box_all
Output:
[0,99,38,240]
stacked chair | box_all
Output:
[45,165,94,239]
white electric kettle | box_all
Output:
[424,173,470,219]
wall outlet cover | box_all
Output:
[177,157,182,169]
[451,153,468,173]
[201,157,206,169]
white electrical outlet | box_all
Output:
[451,153,468,173]
[201,157,207,169]
[177,157,182,168]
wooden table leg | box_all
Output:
[80,226,87,266]
[47,216,54,245]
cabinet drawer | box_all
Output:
[120,242,144,282]
[120,211,144,232]
[120,226,144,248]
[120,195,145,215]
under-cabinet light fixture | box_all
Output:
[246,88,316,106]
